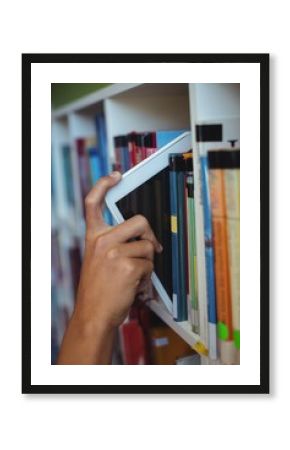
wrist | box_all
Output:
[70,306,116,340]
[57,308,116,365]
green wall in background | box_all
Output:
[51,83,112,109]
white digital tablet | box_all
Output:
[105,132,192,314]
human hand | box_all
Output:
[75,171,162,330]
[57,172,162,364]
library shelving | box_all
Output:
[51,82,240,365]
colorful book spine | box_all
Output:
[113,136,123,172]
[224,150,240,351]
[135,133,144,164]
[122,136,130,171]
[88,148,102,185]
[194,124,225,360]
[208,150,235,364]
[127,132,137,168]
[144,131,157,158]
[114,130,189,172]
[95,113,109,175]
[114,135,130,173]
[119,320,146,365]
[144,132,157,157]
[200,155,218,360]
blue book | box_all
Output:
[96,113,109,175]
[88,148,102,184]
[62,144,75,206]
[169,154,188,322]
[95,114,113,224]
[121,140,130,172]
[200,155,218,358]
[156,130,188,149]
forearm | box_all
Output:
[57,311,116,365]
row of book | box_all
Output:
[114,126,240,364]
[52,118,240,364]
[113,129,188,172]
[61,114,109,212]
[206,148,240,364]
[170,146,240,364]
[114,129,196,364]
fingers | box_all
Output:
[107,240,155,262]
[129,258,154,283]
[85,172,122,233]
[106,214,162,253]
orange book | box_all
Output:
[149,325,194,365]
[208,151,234,363]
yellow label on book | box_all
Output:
[192,342,208,356]
[171,216,177,233]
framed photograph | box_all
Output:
[22,53,269,394]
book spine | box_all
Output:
[159,167,173,301]
[76,139,91,210]
[62,145,75,207]
[224,166,240,350]
[135,133,144,164]
[144,132,157,158]
[186,173,199,334]
[208,161,233,363]
[113,137,122,173]
[176,169,188,321]
[119,320,146,365]
[123,141,130,171]
[128,133,137,168]
[192,145,209,351]
[96,114,109,175]
[88,149,102,185]
[200,155,218,360]
[169,168,179,320]
[169,155,188,322]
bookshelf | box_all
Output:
[51,82,240,364]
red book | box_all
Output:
[144,132,157,158]
[113,136,122,172]
[76,138,91,208]
[135,133,144,164]
[127,132,137,168]
[119,320,146,364]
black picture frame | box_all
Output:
[22,53,269,394]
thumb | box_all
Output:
[85,171,122,234]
